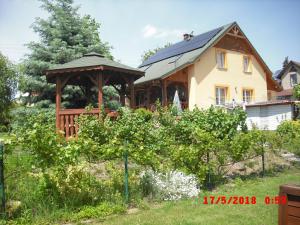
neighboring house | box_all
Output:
[245,100,299,130]
[134,22,281,110]
[273,60,300,100]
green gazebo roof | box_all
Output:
[45,52,144,84]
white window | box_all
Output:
[216,50,226,69]
[290,73,298,86]
[243,56,252,73]
[216,87,227,105]
[243,89,254,103]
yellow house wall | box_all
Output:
[188,47,268,109]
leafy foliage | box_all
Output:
[0,52,17,130]
[277,120,300,156]
[20,0,113,107]
[8,103,289,223]
[71,202,125,221]
[293,83,300,100]
[169,107,249,185]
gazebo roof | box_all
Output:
[45,52,144,84]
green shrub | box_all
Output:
[277,120,300,155]
[71,202,126,221]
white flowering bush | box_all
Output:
[141,170,200,201]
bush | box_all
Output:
[71,202,126,221]
[277,120,300,155]
[169,106,249,186]
[140,170,200,200]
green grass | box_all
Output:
[98,167,300,225]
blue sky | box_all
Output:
[0,0,299,72]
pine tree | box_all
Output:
[20,0,113,107]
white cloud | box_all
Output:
[142,25,158,38]
[142,24,186,39]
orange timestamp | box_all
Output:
[192,195,287,205]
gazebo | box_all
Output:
[45,52,144,137]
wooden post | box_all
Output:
[56,76,61,130]
[146,87,151,109]
[184,82,189,109]
[120,84,126,106]
[161,79,167,107]
[129,79,135,108]
[98,72,103,110]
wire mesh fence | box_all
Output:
[0,143,33,219]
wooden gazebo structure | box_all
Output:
[45,52,144,137]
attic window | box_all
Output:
[243,55,252,73]
[290,73,298,87]
[216,50,227,69]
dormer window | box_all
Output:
[290,73,298,86]
[243,55,252,73]
[216,50,227,69]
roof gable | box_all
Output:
[276,60,300,79]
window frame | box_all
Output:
[242,88,254,103]
[216,49,227,70]
[290,72,298,87]
[243,55,252,73]
[215,85,229,105]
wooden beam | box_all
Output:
[87,74,98,86]
[226,33,246,39]
[56,76,62,130]
[146,87,151,109]
[98,72,103,110]
[61,74,73,89]
[120,84,126,106]
[111,84,121,93]
[161,79,167,107]
[129,79,135,108]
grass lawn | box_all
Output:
[99,167,300,225]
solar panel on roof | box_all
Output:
[139,26,223,67]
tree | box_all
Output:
[20,0,113,107]
[282,56,289,69]
[0,52,17,130]
[141,43,172,63]
[293,84,300,100]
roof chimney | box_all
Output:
[183,32,194,41]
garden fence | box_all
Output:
[0,143,32,218]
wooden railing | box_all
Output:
[58,108,117,138]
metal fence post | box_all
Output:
[0,143,5,216]
[124,150,129,203]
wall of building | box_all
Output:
[281,67,300,90]
[246,104,293,130]
[188,47,268,109]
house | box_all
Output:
[273,60,300,100]
[245,100,299,130]
[134,22,281,110]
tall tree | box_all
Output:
[20,0,113,107]
[0,52,17,129]
[141,43,172,63]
